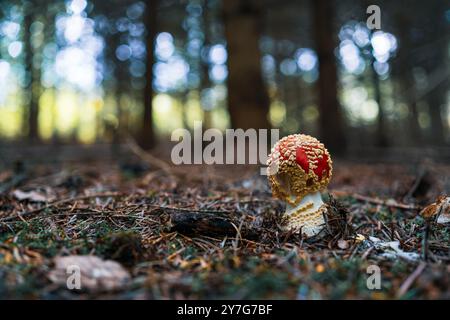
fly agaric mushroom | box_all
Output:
[267,134,332,237]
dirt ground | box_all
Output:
[0,144,448,299]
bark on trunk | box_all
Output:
[201,0,212,130]
[23,8,39,141]
[371,60,389,147]
[223,0,271,130]
[313,0,346,153]
[141,0,158,150]
[427,87,446,145]
[393,13,423,146]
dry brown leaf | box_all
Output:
[13,189,48,202]
[420,195,450,224]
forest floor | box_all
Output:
[0,144,449,299]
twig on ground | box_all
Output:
[332,191,420,210]
[126,135,232,182]
[126,136,179,179]
[149,204,231,215]
[397,262,427,298]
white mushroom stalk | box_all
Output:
[284,191,327,237]
[267,134,332,238]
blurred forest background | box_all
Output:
[0,0,450,300]
[0,0,449,156]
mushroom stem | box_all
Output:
[284,191,326,237]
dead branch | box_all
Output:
[126,136,179,179]
[397,262,427,298]
[158,208,258,239]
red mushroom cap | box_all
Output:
[267,134,332,205]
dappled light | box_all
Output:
[0,0,447,146]
[0,0,448,302]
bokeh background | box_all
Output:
[0,0,449,158]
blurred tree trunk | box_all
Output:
[50,89,60,144]
[371,59,389,147]
[427,87,446,145]
[23,4,40,142]
[406,90,422,145]
[393,4,448,146]
[112,91,123,155]
[140,0,158,150]
[180,92,190,130]
[111,30,127,154]
[312,0,346,152]
[402,72,422,145]
[222,0,271,130]
[393,13,423,146]
[424,19,448,145]
[43,5,60,145]
[295,78,306,132]
[201,0,212,130]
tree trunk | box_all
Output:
[222,0,271,130]
[393,4,448,146]
[141,0,158,150]
[424,40,448,146]
[312,0,346,153]
[408,99,422,145]
[427,87,446,145]
[201,0,212,130]
[23,7,40,142]
[112,90,123,156]
[371,60,389,147]
[393,13,423,146]
[112,29,128,154]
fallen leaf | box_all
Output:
[48,255,131,292]
[13,189,48,202]
[420,195,450,223]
